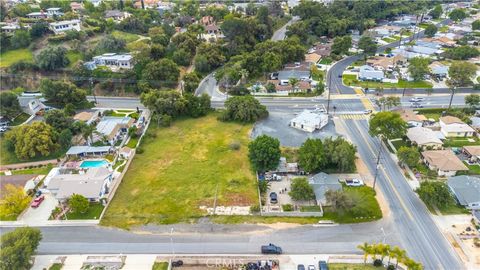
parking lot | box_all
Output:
[251,112,339,147]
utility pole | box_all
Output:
[90,77,97,104]
[448,86,456,109]
[373,141,383,190]
[326,67,332,114]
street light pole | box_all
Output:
[170,227,175,258]
[373,140,383,190]
[326,66,332,114]
[448,86,456,109]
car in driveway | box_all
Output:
[31,195,45,208]
[270,192,278,204]
[308,265,316,270]
[297,265,305,270]
[345,178,364,187]
[319,261,328,270]
[261,243,282,254]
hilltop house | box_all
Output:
[421,150,468,177]
[105,10,132,22]
[27,7,63,19]
[439,116,475,137]
[84,53,134,71]
[290,110,328,133]
[448,175,480,210]
[49,19,81,35]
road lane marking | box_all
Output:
[360,98,376,112]
[348,120,414,221]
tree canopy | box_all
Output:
[0,227,42,270]
[358,36,378,57]
[444,46,480,60]
[248,135,281,172]
[332,35,352,56]
[429,5,443,19]
[289,177,315,201]
[298,138,325,173]
[449,9,467,21]
[40,79,87,105]
[142,59,180,88]
[0,91,21,119]
[417,181,455,209]
[397,147,420,167]
[465,94,480,108]
[4,122,59,160]
[424,24,437,38]
[408,57,430,82]
[36,46,69,71]
[220,95,268,123]
[369,111,407,140]
[140,90,210,119]
[448,61,478,87]
[0,184,31,221]
[68,194,90,214]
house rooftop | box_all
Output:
[48,167,111,200]
[463,146,480,157]
[50,19,80,27]
[422,150,468,171]
[309,172,342,202]
[66,146,112,156]
[291,110,328,126]
[440,116,464,125]
[407,127,443,146]
[448,175,480,206]
[394,109,427,123]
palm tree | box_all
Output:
[357,242,371,265]
[391,246,406,269]
[289,78,299,92]
[81,124,95,146]
[379,244,391,263]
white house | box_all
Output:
[407,127,443,149]
[49,19,81,35]
[1,23,22,34]
[290,110,328,133]
[105,10,131,22]
[448,175,480,210]
[358,65,384,81]
[27,8,63,19]
[421,150,468,177]
[46,7,64,17]
[439,116,475,137]
[85,53,134,71]
[93,116,135,145]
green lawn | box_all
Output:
[300,205,322,212]
[319,58,333,64]
[65,203,104,220]
[10,112,30,126]
[0,164,53,176]
[465,162,480,175]
[438,203,470,215]
[0,49,33,68]
[49,263,63,270]
[382,37,396,43]
[443,137,480,148]
[343,74,433,89]
[0,138,66,166]
[390,139,409,151]
[152,262,168,270]
[102,113,258,228]
[66,51,82,68]
[105,111,128,117]
[111,30,141,43]
[329,263,382,270]
[439,25,449,33]
[126,137,138,148]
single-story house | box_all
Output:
[421,150,468,177]
[358,65,384,81]
[66,146,113,158]
[407,127,443,149]
[366,55,405,71]
[93,116,135,145]
[277,69,311,83]
[290,110,328,133]
[447,175,480,210]
[395,109,427,127]
[462,146,480,162]
[309,172,342,206]
[266,79,312,93]
[308,42,332,58]
[272,157,299,174]
[47,167,113,202]
[439,116,475,137]
[105,10,131,22]
[429,62,449,79]
[49,19,81,35]
[0,174,38,197]
[84,53,134,71]
[470,116,480,130]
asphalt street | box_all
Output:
[270,16,299,41]
[339,119,463,270]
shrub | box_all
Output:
[373,259,383,267]
[136,148,144,154]
[250,204,260,213]
[282,204,293,212]
[229,141,241,150]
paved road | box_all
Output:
[339,119,463,270]
[271,16,299,41]
[327,19,452,95]
[1,219,399,255]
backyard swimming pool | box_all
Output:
[80,160,109,168]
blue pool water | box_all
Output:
[80,160,109,168]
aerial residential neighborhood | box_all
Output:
[0,0,480,270]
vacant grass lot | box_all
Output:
[66,51,82,68]
[102,114,257,228]
[329,263,381,270]
[343,74,433,89]
[111,30,141,43]
[0,48,33,68]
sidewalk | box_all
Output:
[0,219,99,227]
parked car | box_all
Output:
[409,97,425,102]
[308,265,316,270]
[298,265,306,270]
[261,243,282,254]
[345,178,364,187]
[270,192,278,204]
[319,261,328,270]
[411,102,423,108]
[31,195,45,208]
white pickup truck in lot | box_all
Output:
[345,178,364,187]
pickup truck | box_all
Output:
[345,178,364,187]
[261,243,282,254]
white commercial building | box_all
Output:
[290,110,328,132]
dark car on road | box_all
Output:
[319,261,328,270]
[261,243,282,254]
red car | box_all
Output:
[31,196,45,208]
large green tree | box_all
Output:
[358,36,378,58]
[332,35,352,56]
[40,79,87,105]
[416,181,455,208]
[142,59,180,88]
[369,111,407,140]
[429,5,443,19]
[183,72,201,93]
[36,46,69,71]
[397,147,420,167]
[221,95,268,123]
[0,91,21,119]
[68,194,89,214]
[473,20,480,31]
[10,30,31,49]
[0,184,31,221]
[408,57,430,82]
[289,177,315,201]
[323,137,357,173]
[248,135,281,172]
[5,122,58,160]
[465,94,480,108]
[0,227,42,270]
[444,46,480,60]
[44,110,73,132]
[424,24,437,38]
[298,138,325,173]
[449,9,467,21]
[448,61,478,87]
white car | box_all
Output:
[345,178,364,187]
[409,97,425,102]
[308,265,316,270]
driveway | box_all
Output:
[20,193,58,224]
[251,112,339,147]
